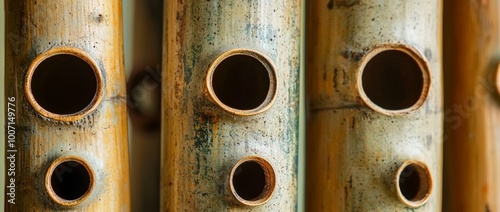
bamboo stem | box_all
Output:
[4,1,130,210]
[443,0,500,211]
[306,1,443,211]
[161,0,301,210]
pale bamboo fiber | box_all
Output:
[5,1,130,211]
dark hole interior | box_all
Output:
[399,164,423,201]
[362,50,424,110]
[50,161,91,201]
[31,54,98,115]
[232,161,266,201]
[212,55,271,110]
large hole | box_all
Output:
[232,161,266,201]
[30,54,98,115]
[230,156,275,206]
[48,160,93,202]
[211,54,271,111]
[361,49,426,111]
[396,161,432,207]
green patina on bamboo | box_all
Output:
[161,0,301,210]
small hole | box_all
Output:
[212,55,270,110]
[230,156,275,206]
[47,159,93,203]
[233,161,266,200]
[30,54,98,115]
[360,48,428,111]
[396,161,432,207]
[399,165,421,200]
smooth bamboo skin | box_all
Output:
[5,1,130,211]
[306,1,443,211]
[443,1,500,211]
[161,0,300,211]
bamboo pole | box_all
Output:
[306,0,443,211]
[4,1,130,210]
[443,1,500,211]
[161,0,301,210]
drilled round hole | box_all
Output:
[46,157,94,206]
[230,156,275,206]
[31,54,97,114]
[358,45,430,115]
[206,49,277,116]
[26,48,103,121]
[233,161,266,200]
[396,160,432,207]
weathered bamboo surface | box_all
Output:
[5,1,129,211]
[443,1,500,211]
[161,0,301,211]
[306,0,443,211]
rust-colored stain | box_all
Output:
[161,0,301,211]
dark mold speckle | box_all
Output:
[424,48,432,61]
[336,0,360,8]
[341,50,364,62]
[96,14,103,23]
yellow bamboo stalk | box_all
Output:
[4,1,130,210]
[443,1,500,211]
[306,0,443,211]
[161,0,301,210]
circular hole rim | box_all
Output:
[45,156,95,207]
[356,44,431,116]
[495,63,500,97]
[25,47,104,122]
[229,155,276,206]
[395,160,433,208]
[205,48,278,116]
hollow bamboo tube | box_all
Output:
[4,1,130,211]
[443,1,500,211]
[161,0,301,210]
[306,1,443,211]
